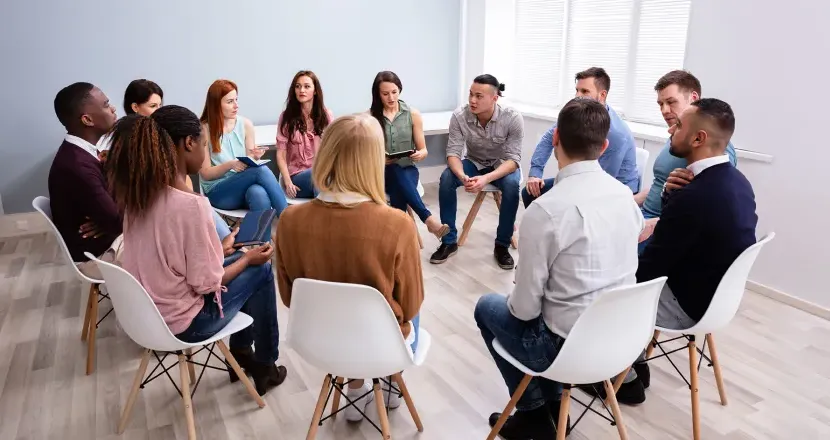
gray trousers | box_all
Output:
[624,284,697,382]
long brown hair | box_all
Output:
[370,71,402,131]
[200,79,237,153]
[279,71,330,139]
[107,105,202,217]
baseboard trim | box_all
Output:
[746,280,830,320]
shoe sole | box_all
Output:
[429,248,458,264]
[495,257,515,270]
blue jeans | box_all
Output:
[290,169,318,198]
[638,209,658,255]
[176,252,280,364]
[385,164,431,222]
[474,293,565,411]
[521,177,556,208]
[409,314,420,354]
[439,159,521,247]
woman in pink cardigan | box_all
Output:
[106,104,287,395]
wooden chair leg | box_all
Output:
[688,338,701,440]
[603,380,629,440]
[117,349,151,434]
[178,353,197,440]
[216,341,265,408]
[645,329,661,360]
[705,334,728,406]
[373,379,392,440]
[611,366,631,394]
[556,386,572,440]
[306,374,333,440]
[86,284,99,375]
[493,192,518,249]
[486,374,532,440]
[392,373,423,432]
[81,284,96,341]
[459,192,487,246]
[330,376,344,419]
[407,207,424,249]
[184,348,196,384]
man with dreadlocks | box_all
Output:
[48,82,121,278]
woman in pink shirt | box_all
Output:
[275,70,333,198]
[106,105,287,396]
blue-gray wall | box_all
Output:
[0,0,460,213]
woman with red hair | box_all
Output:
[198,80,287,225]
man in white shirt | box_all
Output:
[475,97,643,439]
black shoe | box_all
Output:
[577,378,646,406]
[547,398,571,435]
[227,346,255,383]
[494,245,515,270]
[249,363,288,396]
[488,405,557,440]
[634,362,650,389]
[430,243,458,264]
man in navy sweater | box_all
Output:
[48,82,120,277]
[585,98,758,405]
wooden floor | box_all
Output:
[1,185,829,439]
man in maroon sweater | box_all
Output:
[48,82,120,277]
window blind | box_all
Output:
[510,0,691,125]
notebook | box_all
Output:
[234,209,277,246]
[236,157,271,167]
[386,150,415,160]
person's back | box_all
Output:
[276,198,423,335]
[638,163,757,320]
[515,162,642,337]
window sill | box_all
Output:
[507,101,774,164]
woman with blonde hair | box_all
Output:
[275,114,424,422]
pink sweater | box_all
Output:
[121,187,224,334]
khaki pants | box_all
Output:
[76,235,124,280]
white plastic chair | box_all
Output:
[84,253,265,440]
[459,167,524,249]
[32,196,107,375]
[278,174,314,206]
[198,184,249,223]
[635,148,650,193]
[643,233,774,440]
[487,277,668,440]
[288,278,431,439]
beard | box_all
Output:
[668,136,688,158]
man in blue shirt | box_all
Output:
[636,70,737,254]
[523,67,639,207]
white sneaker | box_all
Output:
[344,383,374,422]
[382,381,402,409]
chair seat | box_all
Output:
[412,328,431,366]
[492,339,544,377]
[286,197,312,205]
[213,208,249,219]
[148,313,254,353]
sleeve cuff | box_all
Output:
[528,168,543,179]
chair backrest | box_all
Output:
[691,232,775,332]
[635,148,650,193]
[32,196,102,284]
[542,277,667,385]
[84,252,188,352]
[287,278,415,379]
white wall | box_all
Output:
[684,0,830,308]
[0,0,460,214]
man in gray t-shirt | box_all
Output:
[429,74,524,270]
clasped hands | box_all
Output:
[460,173,491,193]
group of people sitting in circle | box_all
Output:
[45,65,757,438]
